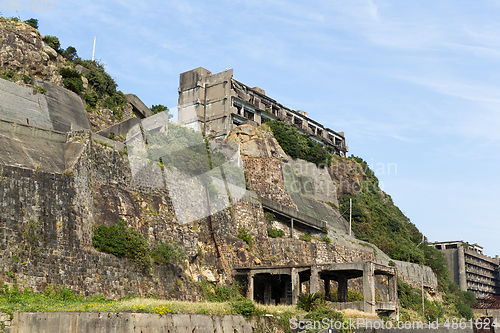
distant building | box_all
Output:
[431,241,500,299]
[177,67,348,156]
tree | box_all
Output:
[151,104,172,119]
[63,46,78,61]
[24,18,38,29]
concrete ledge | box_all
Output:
[97,117,141,138]
[5,312,254,333]
[91,133,126,151]
[0,117,67,143]
[260,196,326,231]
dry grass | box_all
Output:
[255,303,303,316]
[341,309,379,319]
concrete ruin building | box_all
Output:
[431,241,500,299]
[177,67,349,157]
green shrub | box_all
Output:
[267,227,285,238]
[265,120,332,167]
[297,292,324,312]
[455,301,474,320]
[24,18,38,29]
[83,91,99,108]
[151,240,185,265]
[112,108,123,121]
[62,77,84,94]
[63,46,78,61]
[59,68,84,94]
[230,297,257,317]
[238,227,252,245]
[22,74,31,84]
[34,85,46,94]
[92,220,151,270]
[299,233,311,242]
[264,212,275,222]
[43,35,61,53]
[321,234,331,243]
[85,67,117,97]
[200,280,240,302]
[150,104,173,119]
[0,70,16,80]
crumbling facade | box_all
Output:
[431,241,500,299]
[177,67,349,156]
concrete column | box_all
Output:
[337,276,348,302]
[290,218,294,238]
[458,247,467,291]
[388,271,398,302]
[310,266,320,294]
[291,268,300,304]
[246,273,254,301]
[324,278,331,301]
[363,262,376,314]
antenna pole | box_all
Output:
[92,36,96,61]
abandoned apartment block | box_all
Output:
[177,67,348,157]
[431,241,500,299]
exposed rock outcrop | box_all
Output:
[0,18,65,85]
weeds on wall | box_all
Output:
[92,220,185,272]
[92,220,151,271]
[151,240,185,265]
[20,219,43,265]
[237,226,252,245]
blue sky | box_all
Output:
[14,0,500,255]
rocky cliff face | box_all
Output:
[0,17,135,133]
[0,18,65,85]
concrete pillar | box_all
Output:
[388,271,398,302]
[291,268,300,304]
[310,266,320,294]
[324,278,331,301]
[290,218,294,238]
[363,262,376,314]
[458,247,467,291]
[246,273,254,301]
[264,280,272,304]
[337,276,348,302]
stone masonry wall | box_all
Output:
[242,156,296,209]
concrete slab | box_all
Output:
[0,78,52,130]
[125,94,152,119]
[34,79,91,132]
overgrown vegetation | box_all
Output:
[238,226,252,245]
[267,227,285,238]
[339,155,477,319]
[264,120,332,167]
[92,220,151,271]
[151,240,185,265]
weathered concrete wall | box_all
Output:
[0,118,84,173]
[0,78,91,132]
[394,260,438,290]
[3,312,254,333]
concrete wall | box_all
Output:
[0,78,91,132]
[3,312,253,333]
